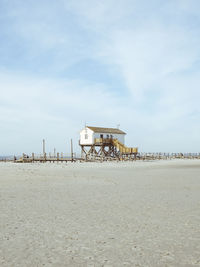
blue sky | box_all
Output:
[0,0,200,155]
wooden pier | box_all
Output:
[13,152,200,163]
[14,153,83,163]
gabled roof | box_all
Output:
[86,126,126,135]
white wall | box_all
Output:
[80,127,94,145]
[80,127,125,145]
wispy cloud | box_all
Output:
[0,0,200,154]
[0,70,128,154]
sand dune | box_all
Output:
[0,160,200,266]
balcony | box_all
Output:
[94,138,112,144]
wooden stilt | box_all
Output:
[71,139,74,162]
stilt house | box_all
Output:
[80,126,126,145]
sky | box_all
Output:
[0,0,200,155]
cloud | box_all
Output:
[0,0,200,154]
[0,70,130,154]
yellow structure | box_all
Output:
[111,139,138,154]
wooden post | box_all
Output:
[57,152,59,162]
[71,139,73,162]
[43,139,45,155]
[32,153,34,162]
[54,148,56,158]
[44,152,47,162]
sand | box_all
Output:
[0,160,200,266]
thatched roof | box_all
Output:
[87,126,126,135]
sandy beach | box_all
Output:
[0,160,200,266]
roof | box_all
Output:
[86,126,126,135]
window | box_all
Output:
[85,134,88,139]
[100,134,103,138]
[107,134,109,138]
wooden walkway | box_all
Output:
[14,153,82,163]
[1,152,200,163]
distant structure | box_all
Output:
[79,126,138,160]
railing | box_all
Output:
[137,152,200,160]
[9,152,200,163]
[94,138,112,144]
[15,152,82,163]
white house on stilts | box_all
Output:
[79,126,138,160]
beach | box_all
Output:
[0,160,200,266]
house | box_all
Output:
[80,126,126,145]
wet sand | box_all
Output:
[0,160,200,266]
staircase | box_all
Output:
[112,139,138,154]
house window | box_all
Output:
[107,134,109,138]
[85,134,88,139]
[100,134,103,138]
